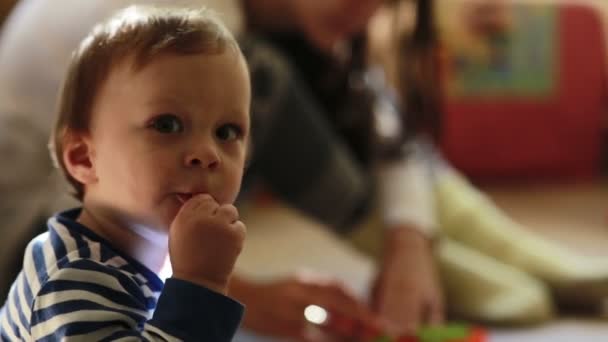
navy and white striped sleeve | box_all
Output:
[29,259,244,341]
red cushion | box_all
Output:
[439,4,606,183]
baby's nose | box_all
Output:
[185,144,220,170]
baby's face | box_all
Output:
[86,50,250,232]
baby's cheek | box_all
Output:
[214,175,241,205]
[129,164,168,200]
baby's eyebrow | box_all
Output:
[224,109,249,121]
[145,96,182,107]
[143,97,196,117]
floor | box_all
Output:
[234,182,608,341]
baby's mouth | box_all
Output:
[176,190,210,204]
[176,193,194,204]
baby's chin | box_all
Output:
[129,221,170,246]
[83,196,173,238]
[126,202,178,236]
[158,205,181,232]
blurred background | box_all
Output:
[0,0,607,341]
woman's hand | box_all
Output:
[371,226,444,337]
[230,272,379,341]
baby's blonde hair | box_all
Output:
[50,5,240,200]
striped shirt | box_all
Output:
[0,208,244,341]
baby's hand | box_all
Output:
[169,194,245,295]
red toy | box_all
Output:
[317,309,487,342]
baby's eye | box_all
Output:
[216,124,242,142]
[150,114,183,133]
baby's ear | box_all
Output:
[62,132,98,185]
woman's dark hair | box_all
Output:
[396,0,442,140]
